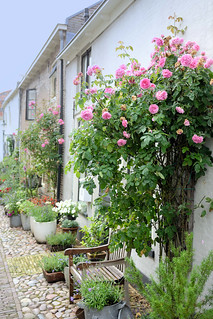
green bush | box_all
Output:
[46,232,76,247]
[61,219,79,228]
[41,253,68,273]
[125,234,213,319]
[17,200,35,216]
[32,205,57,222]
[80,279,123,310]
[80,217,108,247]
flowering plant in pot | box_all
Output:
[46,231,77,252]
[79,278,124,319]
[67,31,213,258]
[41,253,68,283]
[31,205,57,243]
[53,199,86,220]
[17,199,35,230]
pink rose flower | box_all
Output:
[52,110,59,115]
[158,57,166,68]
[90,87,97,94]
[81,109,93,121]
[85,89,90,95]
[152,37,164,46]
[176,107,185,114]
[73,77,80,85]
[58,119,64,125]
[12,132,16,136]
[102,112,112,120]
[149,104,159,114]
[140,78,151,89]
[115,68,126,78]
[156,90,168,101]
[58,138,65,145]
[92,65,101,74]
[162,69,173,78]
[170,37,184,46]
[86,105,94,111]
[176,129,183,135]
[123,131,130,139]
[104,88,115,96]
[57,105,61,108]
[48,107,53,112]
[87,66,93,76]
[180,54,193,67]
[122,119,128,128]
[184,119,190,126]
[45,139,49,145]
[192,134,203,144]
[39,113,44,118]
[41,143,45,148]
[117,139,127,146]
[150,83,156,90]
[204,59,213,68]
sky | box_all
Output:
[0,0,101,94]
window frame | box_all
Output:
[26,89,36,120]
[81,48,91,88]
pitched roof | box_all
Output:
[0,90,12,108]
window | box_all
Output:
[81,48,91,87]
[26,89,36,120]
[49,65,57,98]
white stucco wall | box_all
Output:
[2,92,19,157]
[63,0,213,281]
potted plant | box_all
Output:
[46,232,77,252]
[79,279,124,319]
[53,199,86,220]
[32,205,57,243]
[61,219,79,235]
[80,217,109,261]
[40,253,68,283]
[5,199,21,228]
[17,199,35,230]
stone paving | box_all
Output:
[0,206,78,319]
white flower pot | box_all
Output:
[21,213,31,231]
[33,219,57,243]
[30,216,36,235]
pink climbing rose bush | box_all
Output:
[68,36,213,257]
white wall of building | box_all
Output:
[63,0,213,281]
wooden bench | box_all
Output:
[64,240,131,304]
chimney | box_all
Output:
[84,8,89,22]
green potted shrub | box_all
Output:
[32,205,57,243]
[5,197,21,228]
[80,217,109,261]
[79,279,124,319]
[17,199,35,230]
[41,253,68,283]
[46,232,77,252]
[61,219,79,236]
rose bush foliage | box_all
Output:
[67,36,213,257]
[21,106,64,193]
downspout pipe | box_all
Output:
[57,58,64,202]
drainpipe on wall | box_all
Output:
[56,59,64,202]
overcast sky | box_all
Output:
[0,0,101,93]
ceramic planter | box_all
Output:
[61,226,78,236]
[30,216,35,235]
[42,268,65,283]
[20,213,31,231]
[81,301,127,319]
[9,214,22,227]
[33,219,57,243]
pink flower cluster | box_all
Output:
[52,110,59,115]
[81,109,93,121]
[192,134,203,144]
[102,112,112,120]
[104,87,115,97]
[58,138,65,144]
[87,65,101,76]
[156,90,167,101]
[73,72,83,85]
[115,64,127,78]
[176,107,185,114]
[123,131,130,139]
[149,104,159,114]
[117,139,127,146]
[162,69,172,78]
[58,119,64,125]
[85,87,98,95]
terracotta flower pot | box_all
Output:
[42,269,65,283]
[61,226,78,236]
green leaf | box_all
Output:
[201,210,207,217]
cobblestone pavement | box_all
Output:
[0,206,78,319]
